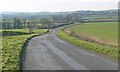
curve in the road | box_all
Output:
[23,28,118,70]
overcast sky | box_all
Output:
[0,0,119,12]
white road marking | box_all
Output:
[54,37,66,44]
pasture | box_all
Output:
[57,22,118,59]
[69,22,118,47]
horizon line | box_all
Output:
[0,8,118,13]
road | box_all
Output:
[23,28,118,70]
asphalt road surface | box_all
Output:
[23,28,118,70]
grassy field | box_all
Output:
[82,16,118,22]
[2,29,47,70]
[57,28,118,60]
[2,29,47,33]
[57,22,118,59]
[68,22,118,47]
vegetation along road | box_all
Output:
[23,28,118,70]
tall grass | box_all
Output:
[57,28,118,59]
[64,29,118,47]
[68,22,118,47]
[2,29,47,70]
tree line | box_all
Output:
[2,14,81,30]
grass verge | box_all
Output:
[2,29,48,70]
[57,28,118,60]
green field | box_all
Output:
[57,22,118,59]
[69,22,118,47]
[83,16,118,21]
[2,29,47,70]
[2,29,47,33]
[57,28,118,60]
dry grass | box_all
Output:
[57,28,118,59]
[64,28,118,48]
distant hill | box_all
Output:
[1,9,118,22]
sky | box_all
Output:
[0,0,119,12]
